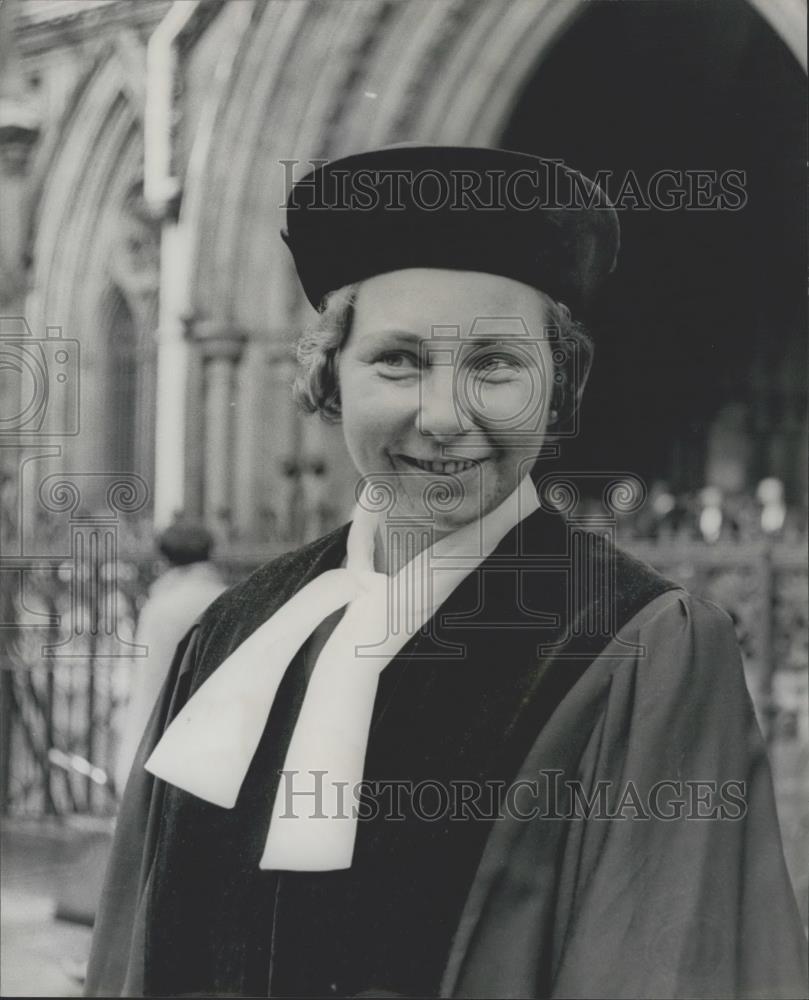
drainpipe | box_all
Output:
[144,1,200,528]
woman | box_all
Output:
[86,146,807,998]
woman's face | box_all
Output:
[337,268,553,532]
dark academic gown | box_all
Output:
[86,505,808,999]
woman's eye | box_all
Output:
[470,353,521,379]
[375,351,418,375]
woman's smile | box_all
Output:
[396,454,481,475]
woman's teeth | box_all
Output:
[403,456,477,474]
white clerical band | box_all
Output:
[145,476,539,871]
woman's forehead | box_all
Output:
[352,268,548,335]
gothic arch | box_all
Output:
[186,0,804,333]
[179,0,805,541]
[181,0,590,540]
[185,0,592,332]
[27,46,157,487]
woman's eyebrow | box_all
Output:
[462,336,526,350]
[356,328,425,346]
[368,328,422,341]
[360,329,537,354]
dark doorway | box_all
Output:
[502,0,807,502]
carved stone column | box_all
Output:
[108,184,160,483]
[193,322,248,540]
[0,0,40,311]
[0,0,41,815]
[265,342,303,545]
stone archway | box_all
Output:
[177,0,806,544]
[27,46,158,496]
[499,0,807,502]
[180,0,590,543]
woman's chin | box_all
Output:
[425,485,497,535]
[368,458,519,532]
[430,508,478,535]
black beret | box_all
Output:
[281,145,620,315]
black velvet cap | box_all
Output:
[281,145,620,314]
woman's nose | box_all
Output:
[417,364,467,440]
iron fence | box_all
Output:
[1,539,806,820]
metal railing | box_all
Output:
[1,537,806,819]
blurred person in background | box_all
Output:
[113,519,226,796]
